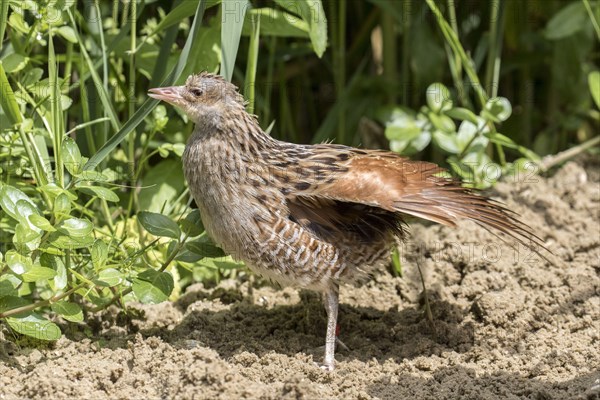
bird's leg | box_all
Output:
[321,285,339,371]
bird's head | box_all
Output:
[148,72,245,126]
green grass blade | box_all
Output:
[220,0,249,82]
[425,0,488,107]
[49,28,64,187]
[67,9,120,132]
[144,0,220,39]
[582,0,600,41]
[244,13,260,114]
[150,1,183,88]
[0,0,8,51]
[484,0,506,99]
[0,61,22,126]
[92,1,109,147]
[84,0,208,171]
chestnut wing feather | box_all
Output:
[286,148,548,253]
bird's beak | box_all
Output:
[148,86,183,104]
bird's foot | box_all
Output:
[315,360,335,372]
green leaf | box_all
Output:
[385,124,421,141]
[21,68,44,86]
[0,296,30,314]
[144,0,221,36]
[589,71,600,109]
[484,97,512,122]
[56,26,77,43]
[14,199,42,231]
[381,106,422,142]
[1,53,28,73]
[456,120,489,152]
[185,237,226,258]
[0,279,18,297]
[138,211,181,239]
[0,184,37,222]
[6,314,62,341]
[274,0,327,57]
[544,2,588,40]
[390,131,431,156]
[445,107,479,124]
[28,214,56,232]
[53,193,72,218]
[132,270,174,304]
[180,209,205,237]
[426,83,452,113]
[47,232,95,249]
[198,255,244,270]
[51,302,83,323]
[5,250,32,275]
[90,240,109,269]
[432,130,459,154]
[243,8,309,38]
[77,186,120,202]
[7,12,29,35]
[96,268,124,287]
[57,218,93,238]
[77,171,109,182]
[40,184,78,202]
[40,253,67,290]
[428,112,456,134]
[220,0,249,81]
[174,248,203,263]
[13,222,42,252]
[62,137,83,176]
[22,266,57,283]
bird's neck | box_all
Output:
[190,108,277,155]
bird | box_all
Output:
[148,72,548,371]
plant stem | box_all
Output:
[330,0,346,142]
[89,236,189,313]
[416,259,433,326]
[263,36,276,125]
[537,135,600,172]
[582,0,600,41]
[0,284,86,319]
[426,0,488,108]
[244,13,260,114]
[127,0,138,212]
[94,1,109,153]
[485,0,505,99]
[446,0,466,105]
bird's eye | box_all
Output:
[190,88,203,97]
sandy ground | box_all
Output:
[1,160,599,400]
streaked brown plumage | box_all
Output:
[148,73,548,370]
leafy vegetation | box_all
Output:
[0,0,598,340]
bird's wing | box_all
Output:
[287,146,548,253]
